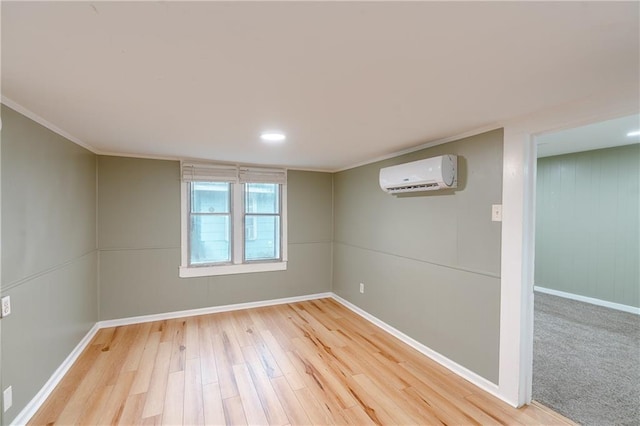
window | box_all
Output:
[180,163,287,277]
[244,183,281,261]
[189,182,232,265]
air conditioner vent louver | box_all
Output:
[386,183,440,193]
[379,155,457,194]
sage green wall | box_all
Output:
[0,105,98,424]
[97,157,333,320]
[535,145,640,308]
[332,129,503,383]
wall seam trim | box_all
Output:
[288,240,333,245]
[330,173,335,292]
[97,241,330,253]
[96,155,101,322]
[333,241,501,279]
[2,249,98,292]
[98,246,180,252]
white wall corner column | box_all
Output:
[498,128,535,407]
[0,107,3,423]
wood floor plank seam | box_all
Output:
[27,298,575,426]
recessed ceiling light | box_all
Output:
[260,131,286,142]
[627,130,640,137]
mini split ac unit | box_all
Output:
[379,155,457,194]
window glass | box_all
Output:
[245,183,279,214]
[245,215,280,261]
[191,182,230,213]
[244,183,280,261]
[189,182,231,265]
[190,215,231,264]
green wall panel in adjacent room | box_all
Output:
[536,144,640,308]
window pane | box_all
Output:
[245,183,279,214]
[245,215,280,261]
[191,182,230,213]
[190,215,231,264]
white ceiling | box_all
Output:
[537,114,640,158]
[2,1,639,171]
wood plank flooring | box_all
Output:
[28,298,573,425]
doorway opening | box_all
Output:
[531,114,640,425]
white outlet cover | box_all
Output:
[1,296,10,317]
[3,386,12,412]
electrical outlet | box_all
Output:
[359,283,365,294]
[1,296,10,318]
[3,386,12,412]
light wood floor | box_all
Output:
[29,298,573,425]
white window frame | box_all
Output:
[179,162,288,277]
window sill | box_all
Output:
[179,261,287,278]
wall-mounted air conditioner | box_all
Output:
[379,155,457,194]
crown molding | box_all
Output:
[1,96,99,154]
[333,122,502,173]
[1,95,502,174]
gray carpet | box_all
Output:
[533,292,640,426]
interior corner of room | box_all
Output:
[1,2,639,425]
[2,102,638,426]
[1,104,507,424]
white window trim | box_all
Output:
[179,163,288,278]
[179,261,287,278]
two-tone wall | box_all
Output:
[1,104,505,423]
[97,157,333,320]
[0,106,333,424]
[332,129,504,383]
[0,105,98,423]
[535,144,640,309]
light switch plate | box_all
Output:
[492,204,502,222]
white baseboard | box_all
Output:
[98,292,333,328]
[330,293,504,404]
[534,286,640,315]
[11,323,101,426]
[10,292,331,425]
[13,290,510,424]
